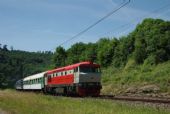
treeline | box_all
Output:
[0,46,53,88]
[53,18,170,68]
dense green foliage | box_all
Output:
[102,60,170,95]
[53,18,170,68]
[0,90,169,114]
[0,47,53,88]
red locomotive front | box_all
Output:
[44,61,102,96]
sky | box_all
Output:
[0,0,170,52]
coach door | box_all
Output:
[44,74,48,85]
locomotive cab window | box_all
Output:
[79,66,100,73]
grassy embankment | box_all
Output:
[102,60,170,96]
[0,89,169,114]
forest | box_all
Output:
[0,48,53,88]
[0,18,170,91]
[53,18,170,68]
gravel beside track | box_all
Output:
[98,95,170,110]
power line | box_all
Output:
[51,0,130,51]
[97,2,170,38]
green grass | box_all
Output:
[0,89,169,114]
[102,60,170,95]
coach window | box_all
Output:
[56,73,58,77]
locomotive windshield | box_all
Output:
[79,66,100,73]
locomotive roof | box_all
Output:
[23,72,46,81]
[47,61,100,74]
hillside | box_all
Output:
[0,48,53,88]
[102,60,170,96]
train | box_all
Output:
[15,61,102,96]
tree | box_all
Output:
[80,43,97,62]
[131,18,170,64]
[97,38,118,67]
[2,45,8,51]
[66,42,86,64]
[134,38,147,64]
[53,46,66,68]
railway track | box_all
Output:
[99,95,170,104]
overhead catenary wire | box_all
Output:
[97,2,170,38]
[51,0,130,51]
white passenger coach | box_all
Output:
[23,72,46,90]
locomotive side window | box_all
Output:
[67,70,70,74]
[58,72,61,76]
